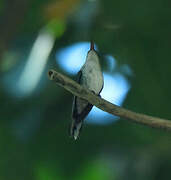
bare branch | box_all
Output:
[48,69,171,131]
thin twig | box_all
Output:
[48,69,171,131]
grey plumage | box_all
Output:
[70,42,104,140]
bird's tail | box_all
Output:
[70,118,83,140]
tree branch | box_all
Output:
[48,69,171,131]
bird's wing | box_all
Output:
[70,71,93,139]
[71,70,83,118]
[72,70,93,119]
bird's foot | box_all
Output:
[91,90,101,98]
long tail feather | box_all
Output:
[70,119,83,140]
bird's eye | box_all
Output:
[48,70,55,80]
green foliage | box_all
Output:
[36,163,63,180]
[45,19,66,38]
[76,159,116,180]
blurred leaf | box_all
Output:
[44,0,81,20]
[76,159,116,180]
[36,163,63,180]
[45,19,66,38]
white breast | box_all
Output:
[81,50,104,94]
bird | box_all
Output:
[70,42,104,140]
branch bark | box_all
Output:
[48,69,171,131]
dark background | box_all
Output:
[0,0,171,179]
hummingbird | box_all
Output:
[70,42,104,140]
